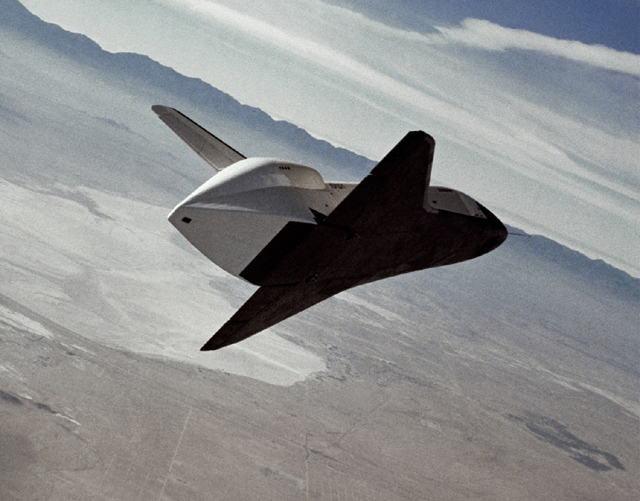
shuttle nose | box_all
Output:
[477,203,508,256]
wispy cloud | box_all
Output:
[434,18,640,78]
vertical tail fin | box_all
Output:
[152,105,245,171]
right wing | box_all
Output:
[152,105,245,171]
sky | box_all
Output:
[18,0,640,277]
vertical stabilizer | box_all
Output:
[152,105,245,171]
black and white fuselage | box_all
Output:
[153,105,507,350]
[169,158,356,280]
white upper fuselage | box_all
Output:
[168,158,356,278]
[169,157,489,281]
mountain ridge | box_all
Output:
[503,226,639,302]
[1,0,375,180]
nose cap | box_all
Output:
[476,202,508,256]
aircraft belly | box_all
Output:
[252,206,506,288]
[201,210,507,351]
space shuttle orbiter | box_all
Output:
[153,105,507,351]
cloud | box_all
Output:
[434,18,640,78]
